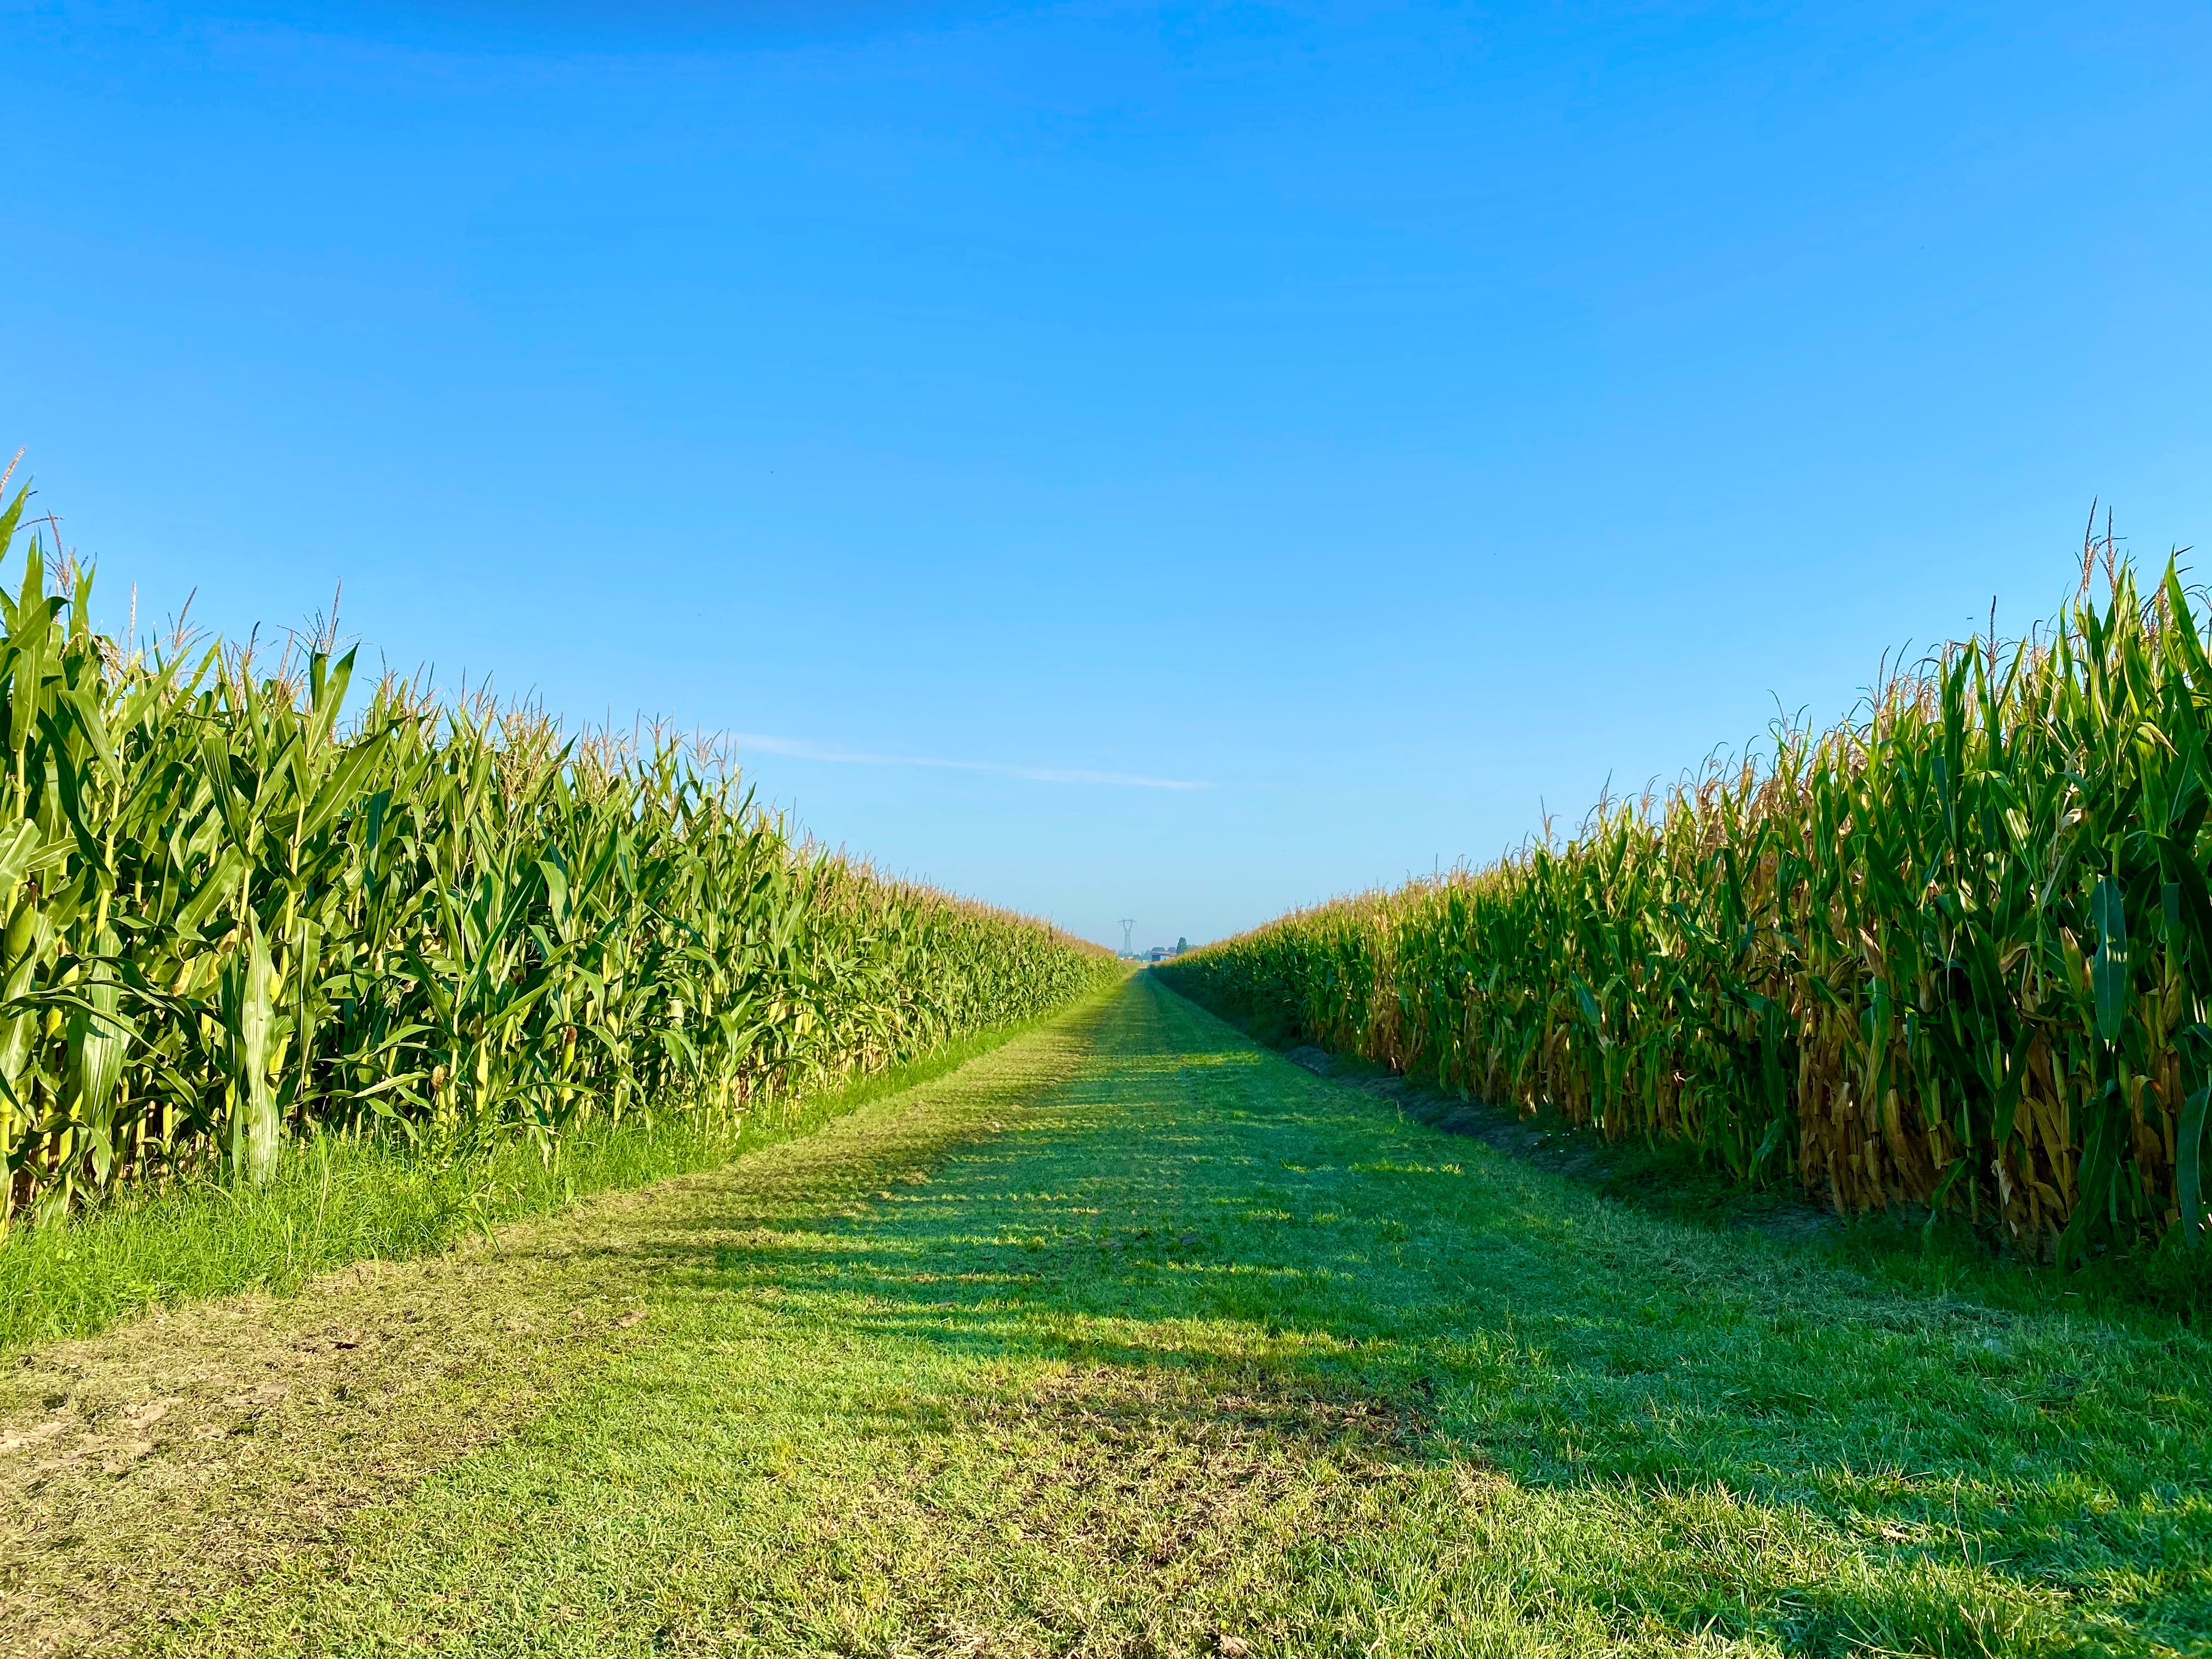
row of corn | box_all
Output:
[1164,551,2212,1259]
[0,488,1115,1221]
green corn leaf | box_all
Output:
[2091,876,2129,1044]
[2175,1025,2212,1250]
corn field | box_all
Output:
[1165,546,2212,1260]
[0,487,1113,1221]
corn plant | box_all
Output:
[1165,545,2212,1260]
[0,488,1115,1221]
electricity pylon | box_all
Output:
[1119,918,1136,957]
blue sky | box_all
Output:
[7,1,2208,950]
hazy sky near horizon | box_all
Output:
[7,0,2208,950]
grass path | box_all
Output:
[6,976,2210,1656]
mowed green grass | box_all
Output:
[153,977,2210,1657]
[0,1008,1062,1356]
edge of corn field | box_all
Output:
[0,471,1124,1346]
[1163,547,2212,1306]
[0,902,1131,1359]
[1174,970,2212,1328]
[0,480,1117,1230]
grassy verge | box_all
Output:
[0,1003,1084,1355]
[129,974,2209,1658]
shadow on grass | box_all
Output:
[0,1002,1096,1357]
[1175,977,2212,1328]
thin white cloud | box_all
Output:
[734,732,1206,791]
